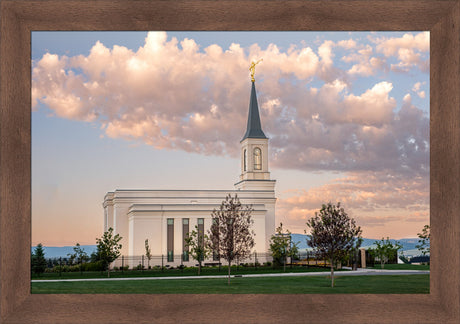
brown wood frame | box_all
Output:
[1,0,459,323]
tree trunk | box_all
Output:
[108,263,111,278]
[198,261,201,275]
[381,260,384,269]
[330,258,334,288]
[228,261,231,285]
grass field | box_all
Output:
[31,265,346,280]
[31,264,429,280]
[367,264,430,271]
[31,274,429,294]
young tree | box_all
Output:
[185,225,211,275]
[306,202,362,287]
[368,237,402,269]
[349,237,363,270]
[209,194,255,285]
[67,243,89,267]
[31,243,47,276]
[416,224,430,256]
[269,223,299,271]
[145,239,152,269]
[96,227,122,277]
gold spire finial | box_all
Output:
[249,58,263,82]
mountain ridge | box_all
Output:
[32,235,427,258]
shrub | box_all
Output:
[82,261,105,272]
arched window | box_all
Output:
[254,147,262,170]
[243,149,247,172]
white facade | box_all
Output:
[103,81,276,267]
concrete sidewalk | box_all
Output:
[32,269,429,283]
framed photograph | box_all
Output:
[1,1,459,323]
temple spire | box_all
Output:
[241,81,267,141]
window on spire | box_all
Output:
[254,147,262,170]
[244,149,247,172]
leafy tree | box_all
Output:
[415,224,430,256]
[209,194,255,285]
[368,237,402,269]
[31,243,47,276]
[341,236,363,270]
[269,223,299,271]
[145,239,152,269]
[185,225,211,275]
[95,227,122,277]
[67,243,89,266]
[350,237,363,269]
[306,202,362,287]
[90,250,100,263]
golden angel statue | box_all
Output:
[249,58,263,82]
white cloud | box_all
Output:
[32,32,429,178]
[341,44,388,77]
[337,39,357,50]
[412,82,427,98]
[276,170,429,235]
[373,32,429,72]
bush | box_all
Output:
[82,261,105,272]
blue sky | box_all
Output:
[32,31,429,245]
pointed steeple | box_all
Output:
[241,81,267,141]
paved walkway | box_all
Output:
[32,269,429,283]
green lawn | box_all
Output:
[31,265,344,280]
[368,264,430,270]
[31,274,429,294]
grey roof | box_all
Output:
[241,81,267,141]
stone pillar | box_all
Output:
[360,248,366,268]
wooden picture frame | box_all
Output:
[1,0,459,322]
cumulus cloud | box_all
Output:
[276,170,429,236]
[412,82,427,98]
[372,32,429,72]
[32,32,430,237]
[341,44,387,77]
[33,31,429,177]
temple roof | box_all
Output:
[241,81,267,141]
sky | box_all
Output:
[31,31,430,246]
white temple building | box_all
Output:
[103,77,276,267]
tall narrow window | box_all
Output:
[212,218,220,261]
[167,218,174,262]
[182,218,189,262]
[254,147,262,170]
[198,218,205,261]
[243,149,247,172]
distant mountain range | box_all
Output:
[31,245,98,259]
[32,235,427,258]
[291,234,425,252]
